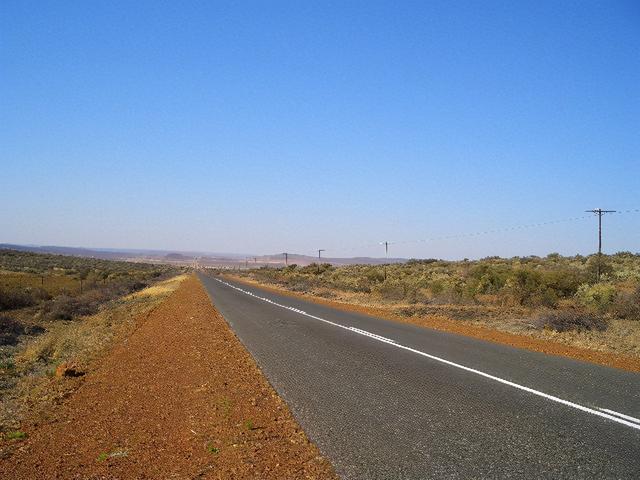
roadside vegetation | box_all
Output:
[0,249,184,433]
[228,252,640,359]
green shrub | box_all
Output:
[500,269,557,307]
[373,280,407,301]
[6,430,27,440]
[467,264,508,295]
[541,268,586,297]
[585,256,614,281]
[575,283,617,312]
[239,252,640,311]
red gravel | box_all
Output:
[0,275,337,479]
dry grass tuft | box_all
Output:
[123,274,188,299]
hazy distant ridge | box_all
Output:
[0,244,406,266]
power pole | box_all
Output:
[284,252,288,266]
[317,249,325,274]
[585,208,616,282]
[381,241,389,280]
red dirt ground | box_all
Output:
[0,275,337,479]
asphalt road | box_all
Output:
[199,273,640,479]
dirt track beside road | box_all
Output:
[1,275,336,479]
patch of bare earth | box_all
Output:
[0,275,336,479]
[225,275,640,373]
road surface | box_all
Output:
[199,274,640,479]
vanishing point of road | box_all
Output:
[199,274,640,479]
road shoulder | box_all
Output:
[0,275,336,479]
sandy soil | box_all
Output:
[225,275,640,373]
[0,275,336,479]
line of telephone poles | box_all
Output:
[236,208,619,283]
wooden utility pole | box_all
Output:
[317,249,325,273]
[284,252,288,266]
[585,208,616,282]
[382,241,389,280]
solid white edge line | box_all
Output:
[598,408,640,425]
[214,278,640,432]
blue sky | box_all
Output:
[1,1,639,259]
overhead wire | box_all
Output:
[319,209,639,256]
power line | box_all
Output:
[273,208,640,259]
[317,214,594,255]
[390,215,595,247]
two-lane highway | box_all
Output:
[199,273,640,479]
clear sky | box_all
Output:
[2,1,639,259]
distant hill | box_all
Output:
[0,244,407,267]
[164,253,191,260]
[249,253,407,267]
[0,243,132,260]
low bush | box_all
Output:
[128,280,148,292]
[499,269,558,307]
[40,281,152,321]
[575,283,617,312]
[43,295,99,320]
[289,281,312,293]
[31,287,52,302]
[534,310,608,333]
[0,315,24,345]
[236,252,640,314]
[0,288,37,311]
[611,285,640,319]
[373,280,408,301]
